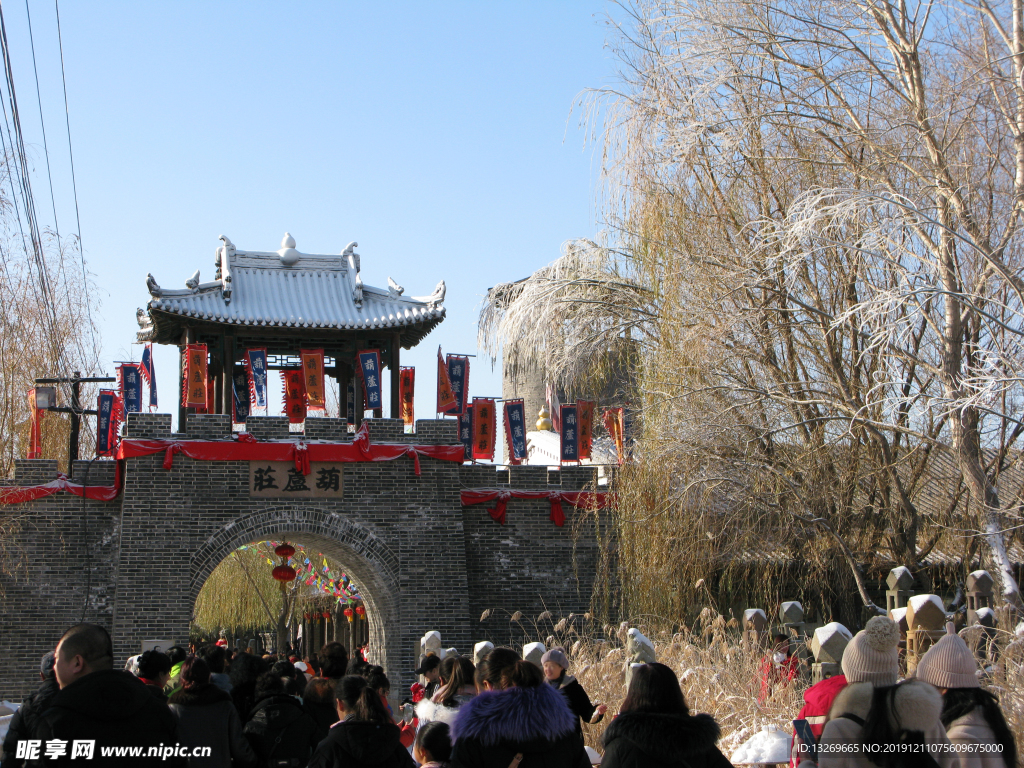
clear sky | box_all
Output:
[5,1,616,428]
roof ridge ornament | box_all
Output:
[278,232,300,266]
[218,235,234,303]
[186,270,200,291]
[146,273,163,297]
[343,241,363,309]
[387,277,404,297]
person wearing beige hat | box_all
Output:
[915,623,1017,768]
[807,616,957,768]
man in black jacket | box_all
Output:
[0,653,59,768]
[30,623,183,767]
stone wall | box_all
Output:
[0,413,613,701]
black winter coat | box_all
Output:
[243,694,319,768]
[30,669,182,767]
[600,711,733,768]
[302,699,338,746]
[168,684,256,768]
[307,720,414,768]
[549,674,602,737]
[1,678,59,768]
[450,685,590,768]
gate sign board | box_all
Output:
[248,462,344,498]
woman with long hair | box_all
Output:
[449,648,589,768]
[308,675,414,768]
[915,624,1017,768]
[601,662,731,768]
[417,656,477,726]
[168,656,256,768]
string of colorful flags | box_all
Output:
[238,542,364,605]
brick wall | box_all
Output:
[0,413,612,701]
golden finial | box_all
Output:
[536,404,553,431]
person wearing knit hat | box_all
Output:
[541,647,606,741]
[812,617,959,768]
[840,615,900,686]
[916,624,1017,768]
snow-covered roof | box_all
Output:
[138,234,446,347]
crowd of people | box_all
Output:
[0,617,1018,768]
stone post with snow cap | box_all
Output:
[809,622,851,684]
[474,641,494,665]
[885,567,914,613]
[743,608,768,649]
[905,594,947,670]
[523,642,546,668]
[624,628,656,687]
[966,571,994,627]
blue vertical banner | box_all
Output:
[140,344,157,408]
[358,350,383,411]
[96,390,116,456]
[246,348,268,409]
[119,363,142,414]
[503,399,527,464]
[346,381,355,424]
[459,406,474,461]
[445,354,470,416]
[232,367,250,423]
[559,404,579,463]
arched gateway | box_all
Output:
[0,236,612,701]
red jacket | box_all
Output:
[790,673,847,767]
[758,653,799,703]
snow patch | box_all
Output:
[908,594,945,614]
[890,607,908,624]
[814,622,852,644]
[731,724,791,765]
[976,607,995,620]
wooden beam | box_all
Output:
[390,333,401,420]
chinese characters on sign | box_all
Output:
[182,344,209,409]
[472,397,496,461]
[358,350,383,411]
[249,462,344,498]
[120,363,142,414]
[577,400,594,461]
[300,349,326,409]
[503,399,527,464]
[459,406,474,461]
[282,369,307,424]
[444,354,470,416]
[232,367,250,423]
[400,367,415,426]
[245,348,268,409]
[560,403,579,463]
[96,390,117,457]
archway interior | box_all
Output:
[192,534,383,662]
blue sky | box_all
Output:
[6,2,616,428]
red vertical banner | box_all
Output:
[603,407,625,465]
[472,397,496,461]
[282,369,307,424]
[436,346,457,413]
[182,344,209,409]
[577,400,594,461]
[400,367,415,426]
[301,349,326,410]
[27,389,44,459]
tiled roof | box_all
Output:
[138,234,445,346]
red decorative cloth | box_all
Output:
[460,488,610,527]
[0,465,122,505]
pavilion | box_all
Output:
[137,233,445,426]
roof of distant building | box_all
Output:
[138,234,446,347]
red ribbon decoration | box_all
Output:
[461,488,610,527]
[0,464,122,504]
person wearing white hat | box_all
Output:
[811,616,957,768]
[915,623,1016,768]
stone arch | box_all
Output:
[189,504,400,672]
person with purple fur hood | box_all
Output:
[449,647,590,768]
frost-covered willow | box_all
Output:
[486,0,1024,620]
[477,239,654,397]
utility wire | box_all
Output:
[24,0,60,239]
[54,0,96,359]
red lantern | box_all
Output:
[355,605,366,618]
[322,611,330,620]
[343,607,354,622]
[274,543,296,559]
[272,564,297,582]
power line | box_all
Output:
[54,0,95,359]
[24,0,59,239]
